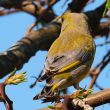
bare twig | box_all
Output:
[26,0,59,34]
[0,69,26,110]
[89,50,110,89]
[0,1,107,78]
[0,83,13,110]
[0,8,19,16]
[96,41,110,47]
[68,0,89,12]
[0,22,61,78]
[40,89,110,110]
[95,83,104,90]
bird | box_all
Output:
[34,12,96,100]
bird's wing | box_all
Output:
[46,47,91,73]
[38,46,92,82]
[38,32,94,82]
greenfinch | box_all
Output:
[34,12,96,100]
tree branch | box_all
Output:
[89,49,110,89]
[0,2,107,78]
[0,0,56,23]
[68,0,89,12]
[85,2,106,36]
[0,22,61,78]
[40,89,110,110]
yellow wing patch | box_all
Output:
[58,60,81,73]
[51,83,59,91]
[53,72,70,80]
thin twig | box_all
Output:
[96,41,110,47]
[0,83,13,110]
[26,0,59,34]
[0,8,19,16]
[95,83,104,90]
[89,50,110,89]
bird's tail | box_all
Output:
[37,74,49,82]
[37,69,53,82]
[33,84,55,100]
[30,70,43,88]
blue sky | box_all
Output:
[0,0,110,110]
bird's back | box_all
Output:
[34,13,96,100]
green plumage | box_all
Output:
[34,12,96,100]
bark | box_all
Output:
[0,22,61,78]
[0,2,106,78]
[0,2,107,78]
[68,0,89,12]
[40,89,110,110]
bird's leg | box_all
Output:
[73,84,82,90]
